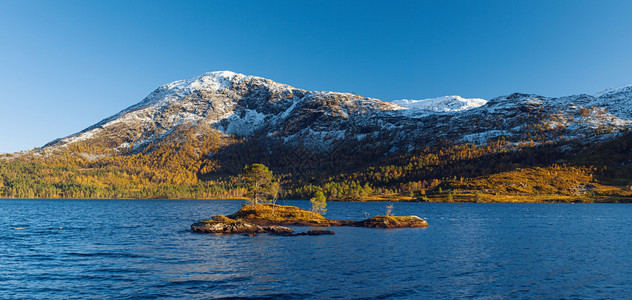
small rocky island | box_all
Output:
[191,204,428,236]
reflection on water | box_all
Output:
[1,199,632,298]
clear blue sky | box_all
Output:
[1,0,631,153]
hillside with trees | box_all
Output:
[1,130,631,202]
[1,72,631,202]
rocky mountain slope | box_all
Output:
[393,95,487,112]
[3,71,632,201]
[44,71,404,153]
[42,71,632,158]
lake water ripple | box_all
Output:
[1,199,631,299]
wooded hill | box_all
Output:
[1,127,630,202]
[2,72,631,201]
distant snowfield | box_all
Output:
[392,96,488,112]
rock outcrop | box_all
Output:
[191,204,428,236]
[190,215,294,235]
[225,203,352,226]
[307,229,336,235]
[350,215,429,228]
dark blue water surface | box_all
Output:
[1,199,632,299]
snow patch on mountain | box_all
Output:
[593,84,632,98]
[462,130,510,144]
[223,109,268,135]
[42,70,632,155]
[393,96,487,112]
[590,85,632,120]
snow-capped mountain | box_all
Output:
[393,96,487,112]
[45,71,404,151]
[589,84,632,120]
[43,71,632,156]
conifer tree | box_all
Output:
[241,164,278,205]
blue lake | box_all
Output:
[1,199,631,299]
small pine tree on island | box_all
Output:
[241,164,279,205]
[310,190,327,214]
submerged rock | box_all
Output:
[270,229,336,236]
[307,229,335,235]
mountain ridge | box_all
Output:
[2,71,631,202]
[41,71,632,156]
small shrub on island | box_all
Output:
[310,191,327,214]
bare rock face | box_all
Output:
[190,220,293,235]
[190,221,258,234]
[262,225,296,234]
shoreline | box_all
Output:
[1,195,632,203]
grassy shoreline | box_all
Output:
[1,194,631,203]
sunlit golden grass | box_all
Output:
[200,215,238,224]
[455,165,632,201]
[228,204,326,222]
